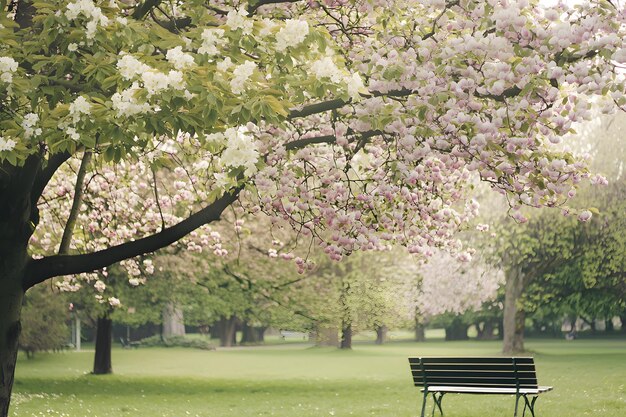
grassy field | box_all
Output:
[10,337,626,417]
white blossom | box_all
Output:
[345,73,365,101]
[69,96,92,123]
[0,136,16,152]
[259,18,277,37]
[221,126,259,177]
[230,61,256,94]
[21,113,41,138]
[198,29,226,56]
[67,43,78,52]
[94,280,106,292]
[226,8,253,35]
[111,83,153,117]
[65,126,80,141]
[0,56,18,84]
[275,19,309,51]
[117,54,151,80]
[65,0,109,40]
[166,46,195,70]
[217,57,234,73]
[141,70,185,95]
[108,297,121,307]
[311,57,344,83]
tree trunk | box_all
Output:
[162,302,185,338]
[0,272,24,417]
[503,267,526,354]
[476,320,497,340]
[93,317,113,375]
[218,316,237,347]
[605,319,614,333]
[375,325,387,345]
[415,324,426,342]
[620,314,626,333]
[1,155,41,416]
[340,321,352,349]
[445,317,469,341]
[240,323,266,344]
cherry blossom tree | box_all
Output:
[1,0,625,413]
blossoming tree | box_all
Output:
[0,0,625,413]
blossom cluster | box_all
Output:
[0,136,16,152]
[275,19,310,51]
[0,56,18,84]
[65,0,109,39]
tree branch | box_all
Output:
[58,151,91,255]
[285,130,383,151]
[23,186,243,289]
[132,0,162,20]
[247,0,300,15]
[288,89,414,120]
[31,151,73,206]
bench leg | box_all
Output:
[514,394,520,417]
[420,391,428,417]
[431,392,445,416]
[521,395,537,417]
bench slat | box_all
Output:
[411,370,537,379]
[409,357,534,365]
[412,377,538,386]
[423,386,553,394]
[410,364,537,372]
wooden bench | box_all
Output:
[119,337,140,349]
[408,357,552,417]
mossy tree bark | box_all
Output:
[502,267,526,354]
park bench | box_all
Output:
[119,337,140,349]
[408,357,552,417]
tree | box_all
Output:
[18,284,69,358]
[1,0,625,413]
[414,249,503,340]
[495,112,626,353]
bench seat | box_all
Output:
[423,385,553,395]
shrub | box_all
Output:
[19,285,69,358]
[139,335,215,350]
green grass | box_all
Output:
[10,338,626,417]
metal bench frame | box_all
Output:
[408,357,552,417]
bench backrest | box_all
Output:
[408,357,538,390]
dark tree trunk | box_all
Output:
[415,314,426,342]
[1,154,42,416]
[210,322,221,339]
[445,318,469,341]
[240,323,266,344]
[503,267,526,354]
[620,315,626,333]
[415,324,426,342]
[340,322,352,349]
[605,319,614,333]
[375,325,387,345]
[219,316,237,347]
[476,320,497,340]
[93,317,113,374]
[0,271,24,417]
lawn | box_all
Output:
[10,337,626,417]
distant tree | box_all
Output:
[19,285,69,358]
